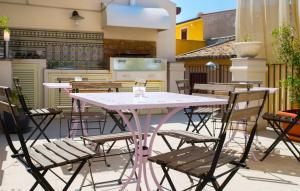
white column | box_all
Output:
[169,62,185,93]
[230,58,267,86]
[230,57,268,130]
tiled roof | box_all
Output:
[177,37,236,60]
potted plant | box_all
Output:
[0,16,9,32]
[3,90,31,134]
[234,34,263,58]
[273,25,300,140]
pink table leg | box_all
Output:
[116,107,184,191]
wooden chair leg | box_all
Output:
[63,160,87,191]
[195,178,209,191]
[30,170,54,191]
[219,168,239,190]
[261,120,298,161]
[161,165,177,191]
[30,114,56,147]
[30,170,48,191]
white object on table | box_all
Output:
[43,83,71,89]
[69,92,227,191]
[132,86,146,98]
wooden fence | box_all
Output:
[186,63,292,114]
[267,63,292,113]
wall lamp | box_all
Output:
[70,10,84,26]
[206,61,219,70]
[3,30,10,59]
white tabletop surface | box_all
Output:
[235,87,279,94]
[43,83,71,89]
[69,92,228,110]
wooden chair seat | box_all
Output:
[158,130,218,143]
[262,113,295,124]
[188,107,221,114]
[29,108,62,116]
[0,86,96,190]
[82,132,148,144]
[29,139,95,170]
[148,146,238,178]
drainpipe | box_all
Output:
[130,0,136,6]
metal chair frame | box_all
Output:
[176,80,209,136]
[69,81,114,137]
[159,81,234,151]
[13,77,61,147]
[71,81,139,187]
[0,86,95,191]
[149,90,268,191]
[261,112,300,162]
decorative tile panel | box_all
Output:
[0,28,104,69]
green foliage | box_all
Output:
[273,25,300,105]
[0,16,9,32]
[10,90,30,112]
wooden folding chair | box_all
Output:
[261,111,300,162]
[0,86,95,191]
[158,83,235,151]
[71,81,142,186]
[69,81,115,137]
[13,77,62,147]
[149,90,268,191]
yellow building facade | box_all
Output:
[176,17,206,55]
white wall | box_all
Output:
[0,0,176,61]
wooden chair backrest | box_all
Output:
[225,90,268,122]
[0,86,31,160]
[176,79,191,94]
[232,81,262,87]
[211,82,254,89]
[0,85,9,97]
[208,90,268,175]
[12,77,30,113]
[71,81,122,93]
[193,83,235,98]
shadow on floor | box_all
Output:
[247,150,300,180]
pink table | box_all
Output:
[69,92,227,190]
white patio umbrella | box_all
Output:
[235,0,290,63]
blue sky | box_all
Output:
[171,0,237,23]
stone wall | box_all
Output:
[202,10,236,40]
[103,39,156,65]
